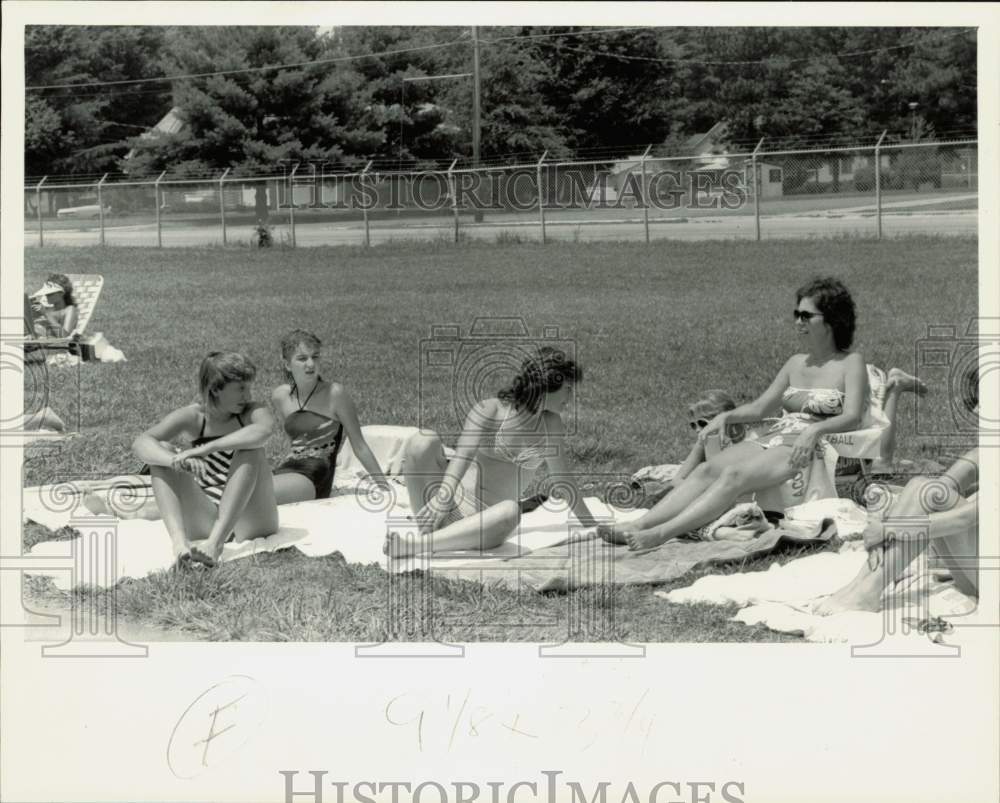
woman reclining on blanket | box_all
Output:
[384,346,602,558]
[87,329,390,519]
[132,351,279,568]
[815,365,980,614]
[602,276,873,552]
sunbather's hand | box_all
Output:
[788,428,819,469]
[172,451,208,483]
[698,414,728,447]
[414,501,450,534]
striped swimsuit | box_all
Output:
[191,412,244,505]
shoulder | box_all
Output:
[242,400,273,421]
[325,380,347,400]
[842,351,866,369]
[165,403,202,429]
[785,353,807,369]
[271,384,292,404]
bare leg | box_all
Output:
[601,442,765,544]
[876,368,930,468]
[273,472,317,505]
[401,432,451,512]
[191,449,279,566]
[384,500,521,558]
[148,466,215,566]
[816,460,976,615]
[627,447,795,551]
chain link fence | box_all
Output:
[23,139,977,248]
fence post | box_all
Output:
[361,160,373,247]
[288,163,299,248]
[153,170,167,248]
[537,150,548,244]
[35,176,46,248]
[751,138,764,242]
[447,159,459,243]
[640,145,652,244]
[154,171,166,248]
[96,174,108,247]
[218,167,231,246]
[874,130,887,240]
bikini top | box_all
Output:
[492,404,548,470]
[781,387,845,418]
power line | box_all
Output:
[26,35,469,91]
[529,27,976,67]
[481,26,656,44]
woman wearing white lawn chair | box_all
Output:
[385,346,602,558]
[601,276,872,552]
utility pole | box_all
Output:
[472,25,483,222]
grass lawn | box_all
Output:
[21,235,978,641]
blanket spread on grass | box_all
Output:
[657,542,979,645]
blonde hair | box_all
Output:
[688,389,736,421]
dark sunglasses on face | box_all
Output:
[793,309,823,322]
[689,418,710,431]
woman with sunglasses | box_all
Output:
[602,276,870,551]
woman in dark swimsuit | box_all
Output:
[271,329,390,503]
[131,352,279,567]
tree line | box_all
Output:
[25,25,977,179]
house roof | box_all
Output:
[682,121,729,155]
[123,107,186,166]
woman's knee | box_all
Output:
[404,432,444,468]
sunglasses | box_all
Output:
[793,309,823,322]
[689,418,711,431]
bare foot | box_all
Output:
[82,491,111,516]
[626,527,670,552]
[190,539,222,568]
[598,521,641,545]
[383,531,419,559]
[813,576,884,616]
[887,368,928,396]
[172,551,194,571]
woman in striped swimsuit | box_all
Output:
[131,352,279,568]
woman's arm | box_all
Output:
[187,402,275,456]
[329,384,390,487]
[720,358,794,425]
[132,406,200,467]
[541,412,601,528]
[433,403,488,503]
[673,440,706,482]
[61,305,79,337]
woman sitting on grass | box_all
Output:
[816,365,980,614]
[30,273,78,339]
[271,328,390,501]
[88,329,390,519]
[385,346,602,558]
[602,276,872,551]
[132,351,279,568]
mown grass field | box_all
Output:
[21,235,978,641]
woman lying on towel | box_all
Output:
[132,351,280,568]
[87,330,390,520]
[384,346,602,558]
[815,366,980,614]
[271,328,390,501]
[602,276,871,551]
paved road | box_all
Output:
[25,209,977,248]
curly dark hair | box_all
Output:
[498,346,581,412]
[46,273,76,307]
[796,276,856,351]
